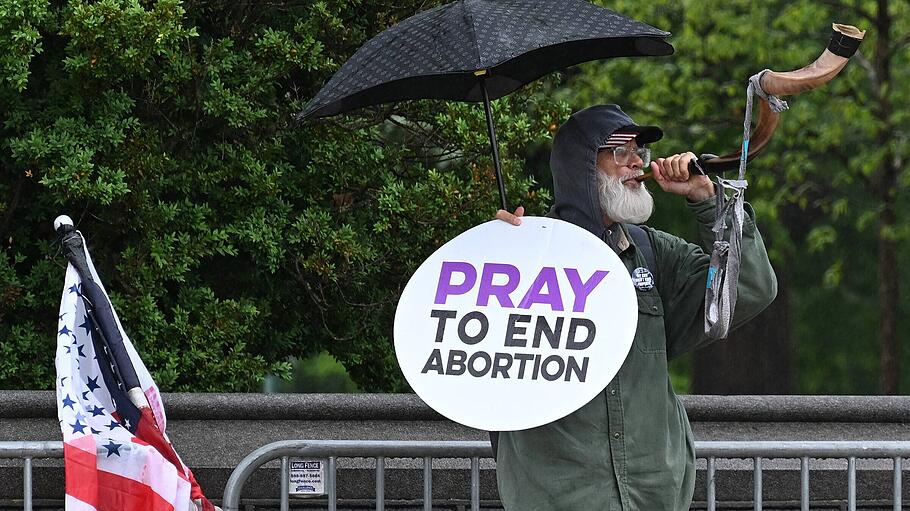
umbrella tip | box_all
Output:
[54,215,74,234]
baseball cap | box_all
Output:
[598,124,664,149]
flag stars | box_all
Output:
[107,420,120,431]
[61,394,76,409]
[68,284,80,295]
[102,440,122,457]
[70,420,87,434]
[59,376,68,387]
[86,376,101,392]
[81,390,90,401]
[89,405,105,417]
[79,315,93,335]
[123,419,131,430]
[76,344,86,358]
[58,325,73,337]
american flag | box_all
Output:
[55,229,216,511]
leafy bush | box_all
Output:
[0,0,562,391]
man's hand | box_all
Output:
[651,152,715,202]
[495,206,524,225]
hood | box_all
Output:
[550,104,661,238]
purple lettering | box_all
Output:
[434,261,477,305]
[565,269,609,313]
[517,267,564,311]
[476,263,520,308]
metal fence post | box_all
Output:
[23,457,32,511]
[376,456,385,511]
[800,456,809,511]
[894,456,902,511]
[423,456,433,511]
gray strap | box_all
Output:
[703,177,746,339]
[704,74,787,339]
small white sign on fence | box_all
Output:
[288,459,326,496]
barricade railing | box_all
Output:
[2,439,908,510]
[699,441,909,511]
[221,440,491,511]
[222,439,910,511]
[0,441,64,511]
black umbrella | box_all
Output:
[299,0,673,210]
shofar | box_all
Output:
[703,23,865,339]
[702,23,867,173]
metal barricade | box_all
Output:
[222,439,910,511]
[0,441,64,511]
[699,441,909,511]
[2,439,908,510]
[221,440,491,511]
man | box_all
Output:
[494,104,777,510]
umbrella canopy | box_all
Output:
[299,0,674,209]
[301,0,672,118]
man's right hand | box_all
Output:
[495,206,524,225]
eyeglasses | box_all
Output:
[600,142,651,168]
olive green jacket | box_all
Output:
[495,198,778,510]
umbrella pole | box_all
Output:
[479,78,508,211]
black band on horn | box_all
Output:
[827,29,862,58]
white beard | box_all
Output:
[597,172,654,224]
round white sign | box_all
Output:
[394,216,637,431]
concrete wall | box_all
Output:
[2,392,909,509]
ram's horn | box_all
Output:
[701,23,866,173]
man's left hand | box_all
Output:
[650,152,715,202]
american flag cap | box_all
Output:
[599,124,663,149]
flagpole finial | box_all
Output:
[54,215,74,234]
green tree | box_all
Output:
[563,0,908,394]
[0,0,561,391]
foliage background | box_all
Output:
[1,0,906,394]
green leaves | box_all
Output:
[5,0,901,394]
[9,90,138,205]
[61,0,197,81]
[0,0,48,91]
[0,0,560,392]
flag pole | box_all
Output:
[54,215,149,409]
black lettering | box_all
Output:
[533,316,564,349]
[468,351,492,377]
[514,353,535,379]
[504,314,531,347]
[566,318,595,350]
[421,349,444,374]
[541,355,565,381]
[491,353,513,378]
[458,311,489,345]
[447,350,467,375]
[430,310,457,342]
[565,356,589,382]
